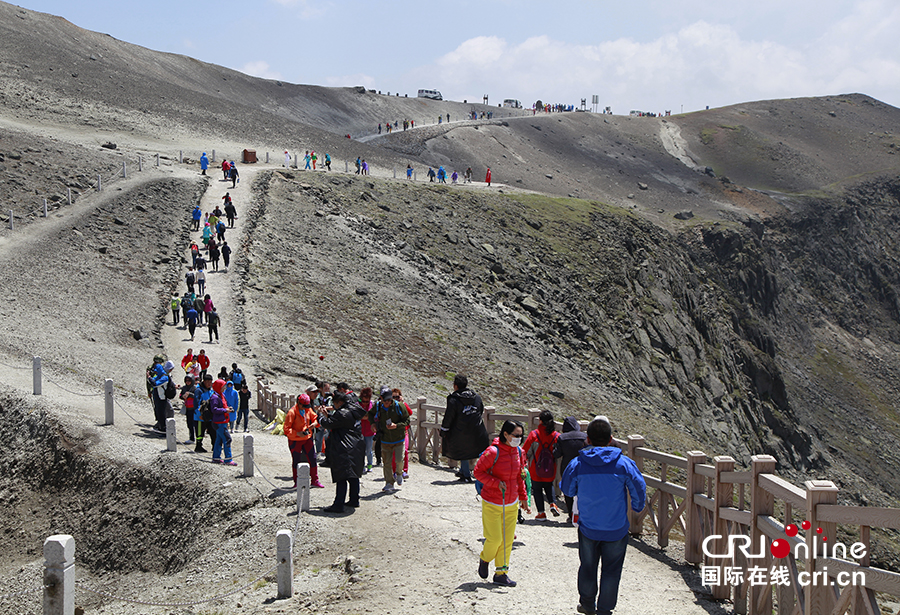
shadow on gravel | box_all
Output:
[628,537,730,615]
[453,581,499,593]
[431,479,468,486]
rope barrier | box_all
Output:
[0,360,30,370]
[249,451,284,491]
[75,564,277,608]
[113,397,141,424]
[0,585,45,601]
[43,375,103,397]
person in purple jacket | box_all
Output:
[210,379,237,465]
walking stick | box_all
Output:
[500,483,507,573]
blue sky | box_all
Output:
[12,0,900,113]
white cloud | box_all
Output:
[424,17,900,113]
[239,61,283,81]
[323,73,377,89]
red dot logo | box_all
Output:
[801,520,811,530]
[785,524,798,537]
[771,539,791,559]
[816,527,823,534]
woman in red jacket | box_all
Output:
[474,420,530,587]
[523,410,561,520]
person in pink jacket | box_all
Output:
[474,420,530,587]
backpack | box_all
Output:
[186,271,195,284]
[529,434,557,480]
[199,399,212,422]
[165,378,177,400]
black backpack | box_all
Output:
[165,378,177,400]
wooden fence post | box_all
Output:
[627,435,646,535]
[712,455,735,601]
[43,534,75,615]
[804,480,838,615]
[526,408,541,430]
[684,451,707,564]
[416,397,427,462]
[749,455,777,615]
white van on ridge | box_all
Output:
[417,89,443,100]
[503,99,521,108]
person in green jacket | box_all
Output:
[367,386,409,492]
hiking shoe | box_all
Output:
[492,574,516,587]
[225,460,237,466]
[195,445,207,453]
[394,472,403,486]
[535,512,547,520]
[323,505,344,514]
[212,459,223,464]
[577,604,597,615]
[550,504,561,517]
[518,510,526,524]
[183,439,194,445]
[346,501,360,508]
[311,480,325,488]
[382,484,395,493]
[478,559,489,579]
[402,471,409,479]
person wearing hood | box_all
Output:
[319,391,366,513]
[440,374,490,483]
[210,379,236,465]
[224,381,240,429]
[200,152,209,175]
[473,420,530,587]
[555,416,588,524]
[146,356,173,434]
[284,393,325,490]
[523,410,561,520]
[561,417,646,615]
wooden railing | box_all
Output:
[254,378,900,615]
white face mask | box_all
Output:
[508,436,522,447]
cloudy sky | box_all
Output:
[13,0,900,114]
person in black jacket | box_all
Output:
[441,374,490,483]
[554,415,588,524]
[319,391,366,513]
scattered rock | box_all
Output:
[828,111,837,117]
[549,390,565,399]
[378,204,391,212]
[113,217,125,225]
[131,329,145,340]
[545,174,553,179]
[355,287,369,296]
[481,243,494,255]
[520,295,540,314]
[704,166,716,177]
[525,218,542,230]
[627,194,635,199]
[101,142,116,150]
[444,233,458,245]
[638,182,648,190]
[674,210,694,220]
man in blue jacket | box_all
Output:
[561,417,646,615]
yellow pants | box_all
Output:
[480,500,518,573]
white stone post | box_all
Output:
[296,463,310,512]
[243,433,254,476]
[104,379,114,425]
[212,149,216,162]
[138,156,143,172]
[179,150,183,163]
[266,151,270,163]
[393,166,396,178]
[97,175,101,192]
[43,534,75,615]
[67,187,72,206]
[294,154,298,168]
[166,417,177,451]
[8,209,12,230]
[414,170,417,181]
[122,161,127,178]
[43,198,48,217]
[155,153,160,167]
[33,356,41,395]
[276,529,293,598]
[345,161,349,173]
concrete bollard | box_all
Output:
[155,153,160,167]
[179,150,183,163]
[43,198,48,217]
[166,417,177,451]
[33,356,41,395]
[294,154,298,168]
[296,463,310,512]
[393,166,396,179]
[414,170,417,181]
[138,156,142,172]
[212,149,216,163]
[8,209,12,230]
[266,151,270,164]
[345,161,349,173]
[67,187,72,205]
[122,161,127,179]
[276,529,293,598]
[243,433,254,476]
[97,175,101,192]
[43,534,75,615]
[104,379,114,425]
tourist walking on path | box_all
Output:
[485,167,492,186]
[319,391,366,513]
[192,205,202,231]
[284,151,290,168]
[229,162,239,188]
[284,393,325,489]
[440,374,490,483]
[473,420,529,586]
[200,152,209,175]
[193,374,215,453]
[221,241,231,271]
[210,379,236,465]
[555,416,588,523]
[222,159,230,181]
[367,386,409,492]
[170,295,181,325]
[207,306,219,343]
[237,382,251,432]
[561,417,646,615]
[224,198,236,228]
[523,410,561,520]
[358,387,376,472]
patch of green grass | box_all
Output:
[699,127,718,145]
[254,580,268,590]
